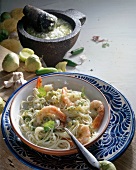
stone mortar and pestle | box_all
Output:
[17,5,86,67]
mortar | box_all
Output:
[17,9,86,66]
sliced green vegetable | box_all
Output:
[36,67,58,75]
[43,120,55,132]
[0,29,9,42]
[37,87,46,98]
[70,47,84,55]
[62,59,78,67]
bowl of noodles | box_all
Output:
[10,74,110,156]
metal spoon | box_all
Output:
[64,127,101,170]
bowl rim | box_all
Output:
[10,73,110,156]
[17,9,81,43]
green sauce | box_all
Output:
[26,18,73,39]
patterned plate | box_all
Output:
[1,73,135,170]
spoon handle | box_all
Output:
[64,128,100,170]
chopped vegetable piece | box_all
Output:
[36,67,58,75]
[55,61,67,72]
[102,43,110,48]
[63,59,78,67]
[92,36,105,43]
[19,48,34,62]
[37,87,46,97]
[36,76,42,88]
[70,47,84,55]
[43,120,55,132]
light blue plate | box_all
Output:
[1,73,135,170]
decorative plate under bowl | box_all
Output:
[1,73,135,170]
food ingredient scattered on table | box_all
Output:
[19,48,34,62]
[2,52,19,72]
[0,97,5,114]
[25,54,42,72]
[92,36,105,43]
[79,54,87,64]
[55,61,67,72]
[3,72,27,90]
[36,67,58,75]
[63,54,87,67]
[14,78,27,90]
[99,160,116,170]
[0,8,24,52]
[102,43,110,48]
[63,59,78,67]
[70,47,84,55]
[92,35,110,48]
[3,81,14,88]
[0,39,22,53]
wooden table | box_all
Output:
[0,46,136,170]
[0,0,136,169]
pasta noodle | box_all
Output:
[19,84,102,150]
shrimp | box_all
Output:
[77,125,91,144]
[66,125,91,147]
[36,105,66,124]
[61,87,74,107]
[36,76,42,88]
[90,100,105,129]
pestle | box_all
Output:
[23,5,57,32]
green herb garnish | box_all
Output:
[81,86,85,98]
[37,87,46,98]
[43,120,55,132]
[102,43,110,48]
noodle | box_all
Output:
[19,84,99,150]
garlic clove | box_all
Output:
[13,72,24,82]
[3,81,14,88]
[14,78,27,90]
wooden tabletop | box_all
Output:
[0,0,136,169]
[0,46,136,170]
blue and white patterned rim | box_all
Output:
[1,73,135,170]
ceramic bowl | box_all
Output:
[10,74,110,156]
[17,9,86,67]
